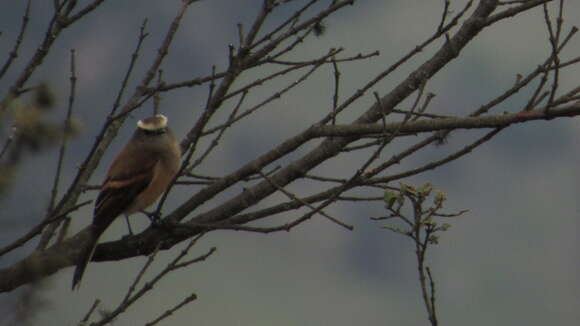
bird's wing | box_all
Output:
[93,151,159,230]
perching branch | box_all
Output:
[0,7,579,326]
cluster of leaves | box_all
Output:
[0,84,81,195]
[377,182,467,326]
[381,182,461,244]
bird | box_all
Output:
[72,114,181,290]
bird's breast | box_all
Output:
[124,151,180,214]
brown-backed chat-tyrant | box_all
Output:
[72,114,181,289]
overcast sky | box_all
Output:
[1,1,579,325]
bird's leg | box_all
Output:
[123,215,134,236]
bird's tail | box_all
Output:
[72,227,101,290]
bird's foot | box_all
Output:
[142,210,174,232]
[142,210,161,224]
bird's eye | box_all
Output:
[143,128,166,136]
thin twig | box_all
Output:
[0,134,15,161]
[0,0,31,80]
[81,299,101,323]
[202,51,334,137]
[318,0,473,124]
[61,0,107,27]
[436,0,451,33]
[110,18,150,116]
[331,56,340,126]
[258,171,353,230]
[122,243,162,305]
[372,128,504,184]
[144,293,197,326]
[48,49,76,212]
[251,0,318,49]
[426,266,438,325]
[188,90,247,172]
[38,49,77,250]
[153,69,164,115]
[93,235,213,326]
[542,2,560,107]
[0,200,92,257]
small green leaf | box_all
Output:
[384,190,401,209]
[428,235,439,244]
[418,182,433,197]
[382,225,408,236]
[434,190,447,206]
[400,182,417,196]
[441,223,452,231]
